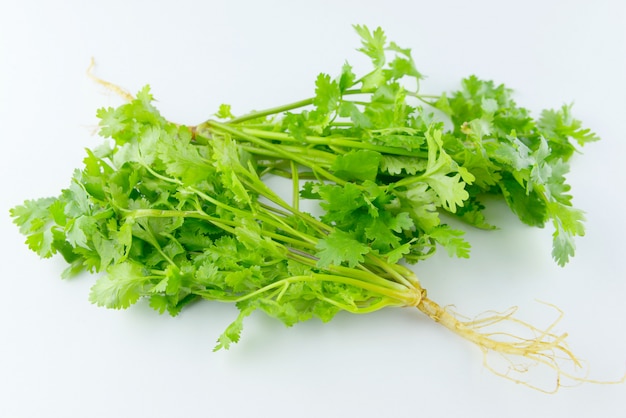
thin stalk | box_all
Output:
[364,253,413,288]
[316,294,405,314]
[291,160,299,212]
[241,128,427,158]
[393,173,429,189]
[259,202,332,238]
[214,273,420,306]
[217,89,365,125]
[271,144,336,166]
[126,208,214,222]
[287,251,410,293]
[225,97,315,124]
[207,121,348,186]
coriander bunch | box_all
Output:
[11,26,612,392]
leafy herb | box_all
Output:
[10,26,607,390]
[197,27,595,266]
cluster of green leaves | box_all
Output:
[435,77,597,264]
[11,86,420,349]
[11,25,597,348]
[203,25,597,266]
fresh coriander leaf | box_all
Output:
[65,215,97,249]
[215,104,234,120]
[315,229,370,268]
[428,225,471,258]
[10,197,57,235]
[89,262,147,309]
[313,73,341,114]
[338,101,372,128]
[353,25,387,67]
[380,155,427,175]
[339,62,356,92]
[214,307,255,351]
[385,241,413,264]
[330,149,381,182]
[499,176,547,227]
[538,104,600,151]
[548,202,586,266]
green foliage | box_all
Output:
[10,25,597,348]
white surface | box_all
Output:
[1,0,625,416]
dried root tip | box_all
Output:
[416,296,626,393]
[86,58,134,102]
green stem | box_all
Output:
[225,97,315,124]
[238,144,336,169]
[207,121,348,186]
[217,89,365,125]
[291,160,299,212]
[240,127,426,157]
[393,173,428,189]
[364,253,413,288]
[286,251,408,293]
[202,273,419,307]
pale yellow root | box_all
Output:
[416,294,626,393]
[86,58,134,102]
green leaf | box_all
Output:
[434,93,453,116]
[89,262,147,309]
[65,215,97,249]
[331,149,381,182]
[454,195,495,230]
[339,62,356,92]
[25,228,56,258]
[428,225,471,258]
[63,175,92,218]
[318,182,366,224]
[353,25,387,67]
[157,126,214,185]
[384,54,422,81]
[398,183,441,231]
[215,103,234,120]
[313,73,340,114]
[493,135,534,172]
[424,172,468,213]
[545,159,573,205]
[113,125,161,167]
[538,104,600,151]
[96,106,126,139]
[214,307,255,351]
[225,266,263,293]
[10,197,57,235]
[380,156,427,176]
[385,241,413,264]
[499,176,547,227]
[421,128,469,213]
[361,68,387,91]
[149,294,169,314]
[338,101,372,128]
[364,215,402,252]
[316,230,370,268]
[370,131,425,150]
[549,202,585,266]
[10,197,62,258]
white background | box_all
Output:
[1,1,625,416]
